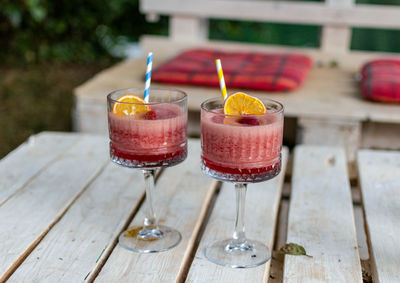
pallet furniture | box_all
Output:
[1,132,399,282]
[74,0,400,167]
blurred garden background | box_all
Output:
[1,0,400,158]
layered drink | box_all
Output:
[201,97,283,182]
[107,88,187,253]
[108,103,187,168]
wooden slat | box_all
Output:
[321,26,351,54]
[141,0,400,29]
[298,117,362,164]
[320,0,353,53]
[0,132,79,206]
[321,0,353,54]
[362,122,400,151]
[94,139,218,282]
[186,148,288,282]
[353,206,369,261]
[276,198,290,250]
[8,163,145,282]
[169,16,208,42]
[284,146,362,282]
[357,149,400,282]
[0,135,109,281]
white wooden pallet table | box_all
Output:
[1,132,399,282]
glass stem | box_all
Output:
[143,169,157,229]
[232,183,248,246]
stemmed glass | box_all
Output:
[107,88,187,253]
[200,96,284,268]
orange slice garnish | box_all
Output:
[112,94,150,116]
[224,92,266,115]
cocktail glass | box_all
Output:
[200,96,284,268]
[107,88,187,253]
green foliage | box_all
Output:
[0,0,168,64]
[2,0,400,64]
[0,63,111,158]
[351,28,400,53]
[209,20,320,48]
[356,0,400,4]
[209,0,400,53]
[353,0,400,52]
[208,0,322,48]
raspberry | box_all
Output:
[143,110,157,120]
[237,117,260,126]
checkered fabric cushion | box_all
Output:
[151,49,312,92]
[361,59,400,103]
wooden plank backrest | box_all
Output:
[140,0,400,56]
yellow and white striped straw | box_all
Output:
[215,59,228,101]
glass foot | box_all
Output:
[119,225,182,253]
[205,239,271,268]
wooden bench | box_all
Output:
[74,0,400,166]
[1,132,399,281]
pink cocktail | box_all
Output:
[107,88,187,254]
[109,104,187,168]
[200,96,284,268]
[201,99,283,183]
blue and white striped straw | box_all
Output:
[143,52,153,103]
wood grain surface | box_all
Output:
[0,135,109,281]
[283,145,362,282]
[358,149,400,283]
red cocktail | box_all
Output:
[200,95,284,268]
[201,99,283,183]
[107,88,187,253]
[109,103,187,168]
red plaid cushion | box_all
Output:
[361,59,400,103]
[152,49,312,92]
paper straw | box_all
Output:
[144,52,153,103]
[215,59,228,101]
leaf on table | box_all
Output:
[279,243,312,258]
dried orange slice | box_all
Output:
[112,94,150,115]
[224,92,266,115]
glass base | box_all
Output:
[119,225,182,253]
[110,144,187,169]
[201,154,281,183]
[205,239,271,268]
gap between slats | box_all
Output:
[357,167,377,283]
[175,180,221,283]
